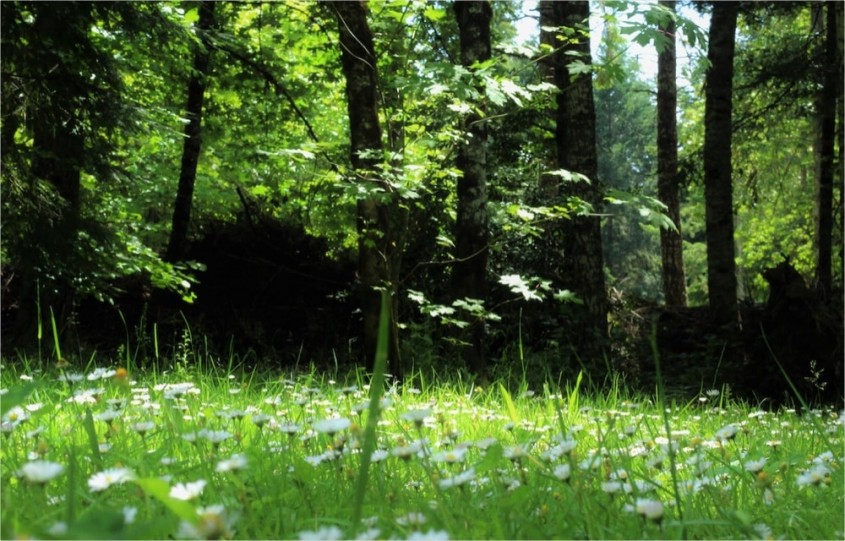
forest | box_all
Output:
[2,0,843,406]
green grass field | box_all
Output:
[1,357,842,540]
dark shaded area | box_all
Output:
[621,261,843,407]
[57,218,357,368]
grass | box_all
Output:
[1,353,842,541]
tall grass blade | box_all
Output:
[82,408,103,468]
[118,309,131,367]
[49,306,61,361]
[351,290,390,530]
[567,370,583,418]
[153,323,160,362]
[36,279,43,363]
[498,383,519,423]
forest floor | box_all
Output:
[1,360,842,540]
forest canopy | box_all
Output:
[1,0,842,404]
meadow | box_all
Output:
[1,357,842,540]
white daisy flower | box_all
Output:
[216,453,248,473]
[553,463,571,481]
[715,424,739,441]
[396,512,427,527]
[131,421,155,434]
[431,447,467,464]
[18,460,65,484]
[438,468,475,490]
[178,504,237,540]
[797,464,830,487]
[170,479,207,500]
[744,458,767,473]
[93,409,121,423]
[312,417,351,435]
[401,408,433,427]
[122,506,138,524]
[88,467,136,492]
[634,498,664,520]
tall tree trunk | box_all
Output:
[703,1,739,326]
[25,6,87,347]
[552,1,608,365]
[332,1,403,378]
[538,1,558,199]
[166,1,216,262]
[836,1,844,300]
[31,8,84,220]
[656,0,687,307]
[451,0,492,376]
[813,1,837,300]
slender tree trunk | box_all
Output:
[703,1,739,326]
[538,1,558,199]
[552,1,608,364]
[166,1,216,262]
[332,1,403,378]
[813,1,837,300]
[656,0,687,307]
[451,0,492,376]
[836,2,844,299]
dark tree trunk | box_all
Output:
[656,0,687,307]
[552,1,608,365]
[538,1,558,199]
[451,0,492,376]
[165,1,216,262]
[332,1,403,378]
[813,1,837,300]
[837,2,844,301]
[703,1,739,326]
[25,6,88,346]
[31,8,84,220]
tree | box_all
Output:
[1,2,135,344]
[451,0,492,375]
[331,1,403,378]
[551,1,608,364]
[166,1,217,262]
[656,0,687,307]
[703,1,739,326]
[813,1,837,300]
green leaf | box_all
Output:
[499,273,543,302]
[553,289,583,305]
[183,7,199,25]
[422,7,446,22]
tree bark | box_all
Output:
[166,1,216,262]
[552,1,608,364]
[451,0,492,376]
[703,1,739,326]
[31,8,84,220]
[656,0,687,307]
[538,1,558,199]
[813,1,837,300]
[332,1,403,378]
